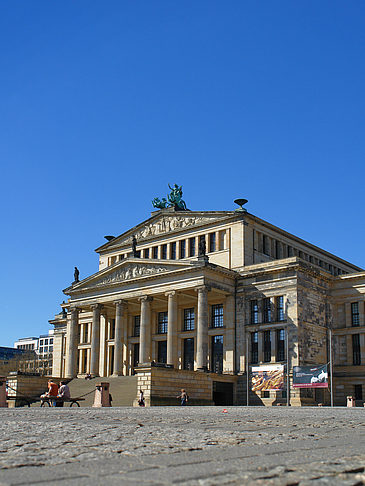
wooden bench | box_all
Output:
[40,396,85,407]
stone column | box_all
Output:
[66,307,79,378]
[166,291,178,367]
[196,286,209,371]
[113,300,126,376]
[139,296,153,364]
[90,304,102,377]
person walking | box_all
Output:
[177,389,188,406]
[138,389,145,407]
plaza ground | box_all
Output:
[0,407,365,485]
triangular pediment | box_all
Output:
[96,210,237,252]
[64,258,196,293]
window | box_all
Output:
[251,300,259,324]
[211,304,224,328]
[183,308,195,331]
[183,338,194,370]
[158,312,168,334]
[209,233,216,253]
[144,248,150,259]
[189,237,195,257]
[134,316,140,337]
[161,244,167,260]
[353,334,361,365]
[157,341,167,364]
[263,298,271,323]
[276,296,285,322]
[263,235,270,256]
[50,338,53,344]
[45,339,49,345]
[211,335,223,373]
[152,246,158,259]
[263,330,271,362]
[171,242,176,260]
[84,324,89,343]
[180,240,186,259]
[354,384,363,401]
[351,303,360,327]
[275,240,281,259]
[251,332,258,363]
[119,254,125,261]
[109,319,115,340]
[276,329,285,361]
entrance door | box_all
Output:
[133,343,140,373]
[158,341,167,364]
[184,338,194,370]
[211,335,223,374]
[213,381,233,405]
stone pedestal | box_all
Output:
[93,382,111,407]
[0,377,8,408]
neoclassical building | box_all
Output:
[50,200,365,405]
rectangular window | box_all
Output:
[251,300,259,324]
[353,334,361,365]
[351,302,360,327]
[263,235,270,256]
[211,335,223,373]
[158,312,168,334]
[251,332,258,364]
[276,329,285,361]
[275,240,280,259]
[144,248,150,259]
[134,316,140,337]
[211,304,224,328]
[183,308,195,331]
[276,296,285,322]
[209,233,216,253]
[157,341,167,364]
[189,237,196,257]
[161,244,167,259]
[171,242,176,260]
[84,324,89,343]
[354,384,363,401]
[152,246,158,259]
[119,254,125,261]
[180,240,186,258]
[263,330,271,362]
[263,298,271,323]
[109,319,115,340]
[183,338,194,370]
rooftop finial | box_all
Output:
[234,198,248,212]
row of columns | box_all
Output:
[65,286,210,378]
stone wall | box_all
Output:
[134,365,237,406]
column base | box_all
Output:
[196,366,208,372]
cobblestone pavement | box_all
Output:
[0,407,365,485]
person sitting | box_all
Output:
[41,380,59,406]
[57,381,71,407]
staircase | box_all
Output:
[67,376,138,407]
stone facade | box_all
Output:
[49,206,365,406]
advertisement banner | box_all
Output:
[251,364,284,391]
[293,365,328,388]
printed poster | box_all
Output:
[251,364,284,391]
[293,365,328,388]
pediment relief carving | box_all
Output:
[93,263,179,287]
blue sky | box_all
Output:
[1,1,364,346]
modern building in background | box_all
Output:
[14,330,54,375]
[49,195,365,406]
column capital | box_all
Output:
[195,285,211,294]
[114,299,127,306]
[91,303,103,311]
[165,290,177,298]
[138,296,153,303]
[69,306,80,314]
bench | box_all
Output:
[40,396,85,407]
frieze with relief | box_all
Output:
[125,215,221,243]
[94,264,170,286]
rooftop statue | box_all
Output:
[152,184,187,211]
[74,267,80,283]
